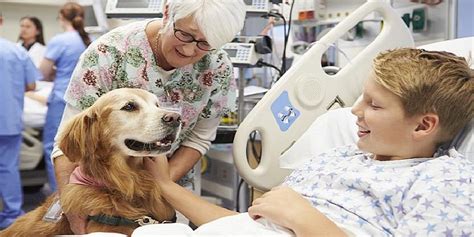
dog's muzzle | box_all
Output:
[124,134,176,152]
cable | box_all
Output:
[238,131,263,211]
[257,58,282,77]
[261,9,287,76]
[235,178,245,211]
[250,131,262,163]
[282,0,296,75]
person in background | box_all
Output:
[39,2,90,194]
[145,48,473,236]
[51,0,246,233]
[0,12,42,230]
[17,16,46,68]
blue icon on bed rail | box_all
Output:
[271,91,300,132]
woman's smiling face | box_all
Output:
[159,16,210,69]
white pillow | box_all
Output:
[280,107,358,169]
[451,120,474,161]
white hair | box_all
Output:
[165,0,246,49]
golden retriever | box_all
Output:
[1,88,181,236]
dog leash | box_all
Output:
[88,214,177,227]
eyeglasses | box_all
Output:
[173,22,214,51]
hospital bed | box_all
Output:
[132,33,473,235]
[20,81,52,186]
[232,3,474,191]
[57,0,473,235]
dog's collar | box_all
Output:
[70,167,105,187]
[88,214,177,227]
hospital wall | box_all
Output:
[0,3,64,43]
[457,0,474,38]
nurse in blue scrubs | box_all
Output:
[0,13,41,229]
[39,2,90,192]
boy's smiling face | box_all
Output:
[351,73,422,161]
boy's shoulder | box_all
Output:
[429,147,473,170]
[411,148,473,185]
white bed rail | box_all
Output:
[233,0,415,191]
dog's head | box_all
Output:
[58,88,182,163]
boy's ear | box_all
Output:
[413,113,439,139]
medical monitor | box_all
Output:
[83,2,108,33]
[106,0,163,18]
[84,5,109,33]
[222,43,260,66]
[244,0,270,13]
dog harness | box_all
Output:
[88,214,177,227]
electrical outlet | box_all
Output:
[412,8,427,32]
[394,5,427,33]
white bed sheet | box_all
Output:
[280,107,358,169]
[132,213,293,237]
[23,81,52,128]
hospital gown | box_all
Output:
[284,144,473,236]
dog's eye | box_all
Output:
[121,102,137,112]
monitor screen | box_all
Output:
[83,2,108,33]
[106,0,163,18]
[84,5,98,28]
[116,0,150,8]
[224,48,238,58]
[244,0,253,5]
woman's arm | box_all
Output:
[25,91,46,104]
[25,82,36,92]
[248,187,346,237]
[168,146,201,182]
[144,156,238,226]
[39,58,55,81]
[51,104,86,234]
[169,117,220,181]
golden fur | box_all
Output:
[1,88,181,236]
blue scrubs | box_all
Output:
[42,31,86,192]
[0,38,41,228]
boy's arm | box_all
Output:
[248,186,346,237]
[144,156,238,226]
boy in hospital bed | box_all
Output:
[144,48,473,236]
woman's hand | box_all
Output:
[248,186,346,237]
[143,155,173,187]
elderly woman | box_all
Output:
[51,0,246,234]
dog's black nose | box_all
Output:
[162,112,181,128]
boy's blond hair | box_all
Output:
[373,48,473,143]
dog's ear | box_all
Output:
[58,109,101,163]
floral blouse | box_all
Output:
[64,19,236,155]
